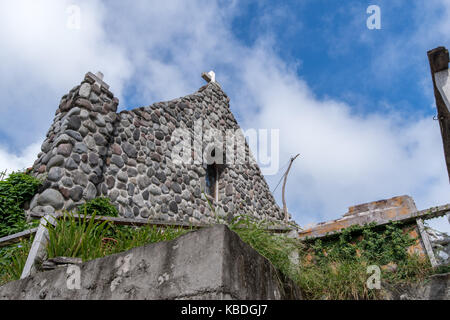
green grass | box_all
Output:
[295,253,431,300]
[228,215,433,300]
[0,212,190,287]
[0,238,33,286]
[229,215,303,282]
[44,211,190,262]
[297,257,374,300]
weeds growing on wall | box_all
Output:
[296,252,431,300]
[44,211,189,262]
[0,171,42,238]
[229,215,303,282]
[297,222,432,299]
[0,238,33,286]
[0,208,435,299]
[310,222,417,265]
[1,212,188,286]
[227,216,433,300]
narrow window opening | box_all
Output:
[205,163,218,201]
[205,148,225,202]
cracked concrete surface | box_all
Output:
[0,225,302,300]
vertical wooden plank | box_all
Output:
[20,214,57,279]
[427,47,450,182]
[416,218,439,268]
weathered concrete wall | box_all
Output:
[27,72,284,224]
[299,195,418,239]
[0,225,302,300]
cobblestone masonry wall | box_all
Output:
[28,73,284,224]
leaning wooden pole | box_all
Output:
[282,154,300,222]
[427,46,450,182]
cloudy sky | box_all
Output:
[1,0,449,230]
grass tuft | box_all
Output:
[229,215,303,282]
[228,215,433,300]
[0,238,33,286]
[44,211,189,262]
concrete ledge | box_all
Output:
[0,225,302,300]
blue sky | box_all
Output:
[232,0,437,116]
[0,0,449,231]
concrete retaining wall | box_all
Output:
[0,225,302,300]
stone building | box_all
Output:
[27,72,285,224]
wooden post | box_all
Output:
[427,47,450,182]
[282,154,300,222]
[416,218,439,268]
[21,214,57,279]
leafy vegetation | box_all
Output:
[0,171,42,238]
[76,197,118,217]
[309,222,417,265]
[300,223,432,299]
[229,216,433,300]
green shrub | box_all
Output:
[308,222,418,267]
[76,197,118,217]
[0,171,42,238]
[359,223,417,264]
[297,222,432,299]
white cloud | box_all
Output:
[0,0,131,147]
[0,0,449,233]
[237,45,450,226]
[0,141,42,173]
